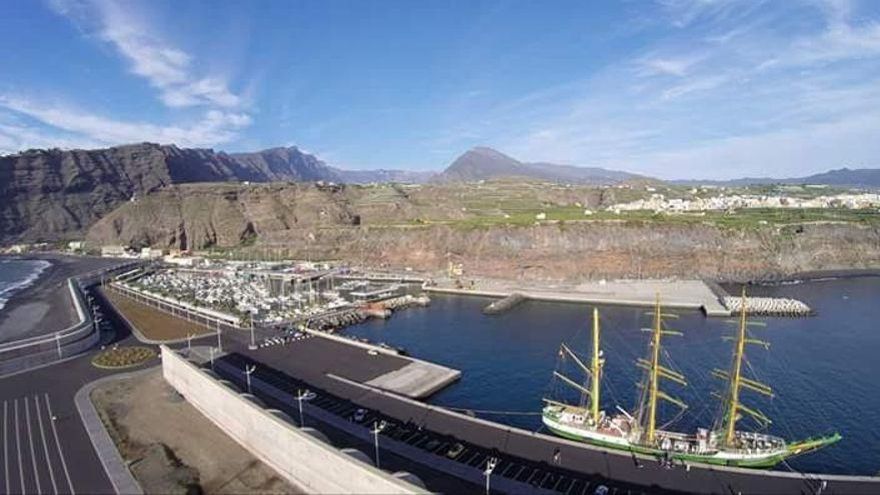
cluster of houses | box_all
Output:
[609,192,880,213]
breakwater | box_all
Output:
[482,292,526,315]
[723,296,812,316]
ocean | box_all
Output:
[345,276,880,476]
[0,258,51,311]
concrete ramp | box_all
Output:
[365,361,461,399]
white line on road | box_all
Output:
[35,396,59,495]
[3,400,9,495]
[15,399,25,495]
[25,396,42,494]
[45,394,75,495]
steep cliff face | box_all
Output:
[86,182,880,280]
[86,183,360,250]
[0,143,339,242]
[256,222,880,281]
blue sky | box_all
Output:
[1,0,880,179]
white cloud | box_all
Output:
[50,0,241,109]
[0,95,250,147]
[0,0,254,152]
[640,55,704,76]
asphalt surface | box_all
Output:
[0,284,165,494]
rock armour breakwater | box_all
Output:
[723,296,812,316]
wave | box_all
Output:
[0,259,52,311]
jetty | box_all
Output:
[482,292,526,314]
[428,278,733,316]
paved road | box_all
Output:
[0,285,169,494]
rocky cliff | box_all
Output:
[85,182,880,281]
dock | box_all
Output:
[246,328,460,399]
[428,279,732,316]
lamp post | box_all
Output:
[55,333,62,358]
[372,420,387,469]
[248,314,257,350]
[244,365,256,394]
[484,457,499,495]
[215,320,223,352]
[209,347,215,370]
[186,333,194,353]
[295,389,308,427]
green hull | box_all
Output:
[544,423,840,469]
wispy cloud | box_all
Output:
[0,0,252,152]
[49,0,241,109]
[0,95,250,148]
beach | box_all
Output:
[0,254,121,343]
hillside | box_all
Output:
[0,143,426,243]
[81,180,880,281]
[434,147,649,185]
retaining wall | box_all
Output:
[160,346,425,494]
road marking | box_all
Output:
[25,396,42,494]
[35,396,59,495]
[3,400,9,495]
[15,399,25,495]
[45,394,75,495]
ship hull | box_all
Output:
[543,415,787,468]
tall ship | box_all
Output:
[541,290,841,468]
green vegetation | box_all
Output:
[92,346,155,369]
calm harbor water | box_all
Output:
[345,277,880,476]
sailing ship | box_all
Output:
[541,290,841,468]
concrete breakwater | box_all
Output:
[306,295,432,331]
[378,294,431,310]
[723,296,812,316]
[482,292,526,315]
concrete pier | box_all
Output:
[428,279,732,316]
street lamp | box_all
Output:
[186,333,194,353]
[295,389,308,427]
[484,456,499,495]
[372,420,387,469]
[215,320,223,352]
[244,365,256,394]
[248,314,257,350]
[209,347,216,370]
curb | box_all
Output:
[75,368,156,495]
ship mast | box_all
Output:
[713,287,773,447]
[640,295,687,445]
[552,308,604,424]
[590,307,602,424]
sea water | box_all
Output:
[345,277,880,476]
[0,258,51,311]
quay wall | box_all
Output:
[322,376,880,495]
[160,346,425,494]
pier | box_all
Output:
[428,279,733,316]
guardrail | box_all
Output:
[0,261,143,376]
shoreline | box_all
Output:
[0,257,51,311]
[0,254,121,344]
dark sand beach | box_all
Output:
[0,254,122,343]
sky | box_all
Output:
[1,0,880,179]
